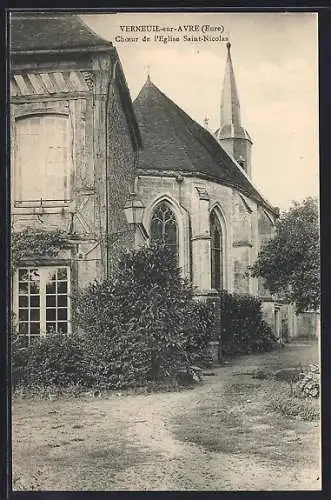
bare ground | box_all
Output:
[12,341,321,491]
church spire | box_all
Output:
[215,42,253,178]
[220,42,241,128]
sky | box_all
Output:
[82,12,319,211]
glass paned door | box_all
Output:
[15,266,70,344]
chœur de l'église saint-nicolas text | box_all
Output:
[114,24,229,44]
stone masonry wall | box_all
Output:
[106,79,137,272]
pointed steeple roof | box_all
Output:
[133,79,276,214]
[215,43,252,143]
[221,42,241,128]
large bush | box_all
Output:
[219,290,277,356]
[73,244,215,388]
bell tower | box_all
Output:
[215,42,253,177]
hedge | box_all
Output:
[219,290,277,356]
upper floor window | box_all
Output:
[150,201,178,262]
[14,114,71,205]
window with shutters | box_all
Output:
[15,266,71,346]
[14,114,71,206]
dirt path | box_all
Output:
[12,343,321,491]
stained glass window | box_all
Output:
[150,202,178,261]
[210,211,224,290]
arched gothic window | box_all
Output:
[150,201,178,261]
[210,211,224,290]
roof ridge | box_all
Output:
[77,15,112,46]
[146,84,275,212]
[138,81,216,168]
[134,80,276,214]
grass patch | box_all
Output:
[171,378,318,463]
[269,394,319,421]
[267,381,320,422]
[252,343,318,370]
[13,379,196,402]
[171,342,320,463]
[224,381,261,395]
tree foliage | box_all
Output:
[11,227,71,269]
[251,198,320,313]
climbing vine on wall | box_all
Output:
[11,227,71,269]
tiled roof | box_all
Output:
[133,79,277,214]
[10,13,113,53]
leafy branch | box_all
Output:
[11,227,72,269]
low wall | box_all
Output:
[293,311,320,339]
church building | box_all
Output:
[132,42,291,337]
[11,13,303,343]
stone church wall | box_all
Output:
[106,80,137,272]
[199,179,233,291]
[231,191,256,295]
[233,246,250,295]
[137,174,264,295]
[137,175,187,212]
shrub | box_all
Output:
[11,243,214,393]
[182,300,214,368]
[11,228,71,269]
[12,333,86,390]
[293,363,320,399]
[268,382,320,421]
[219,290,277,356]
[73,244,214,388]
[12,333,30,390]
